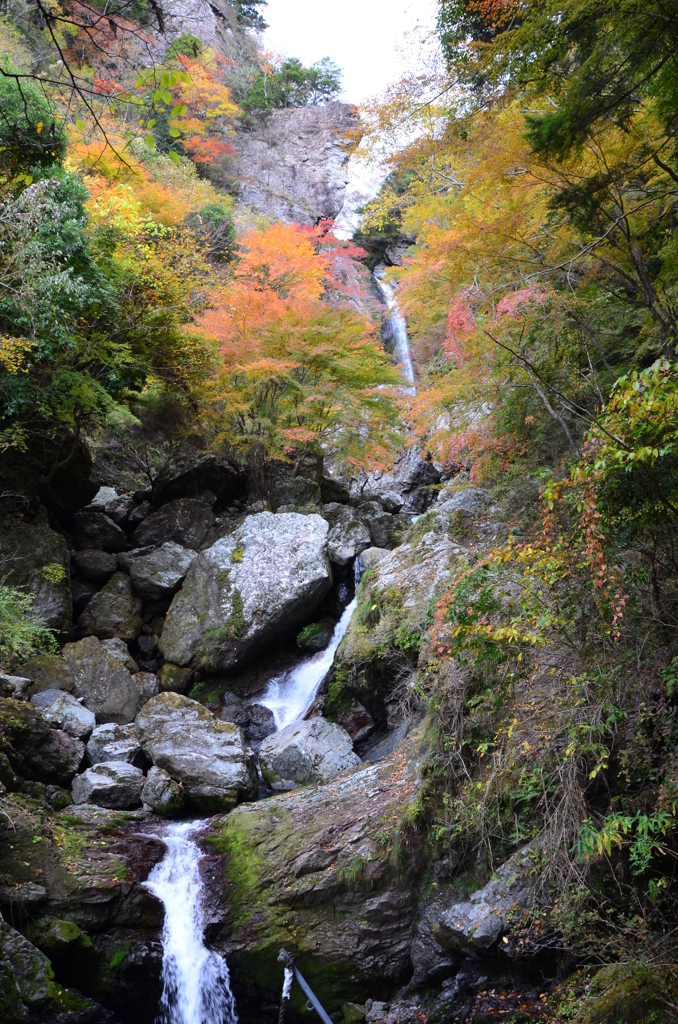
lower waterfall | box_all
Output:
[143,821,238,1024]
[374,269,415,390]
[259,594,358,730]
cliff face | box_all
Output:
[154,0,246,55]
[221,103,357,225]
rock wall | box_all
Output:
[221,103,357,225]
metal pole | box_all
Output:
[278,949,333,1024]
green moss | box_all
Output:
[216,569,231,588]
[109,945,130,970]
[231,545,244,563]
[296,621,326,646]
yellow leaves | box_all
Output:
[0,335,31,373]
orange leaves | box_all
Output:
[197,221,402,466]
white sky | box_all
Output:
[262,0,439,104]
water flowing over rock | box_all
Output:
[160,512,332,672]
[135,693,258,812]
[260,593,358,729]
[374,269,415,388]
[62,636,140,724]
[72,761,144,809]
[143,821,238,1024]
[259,716,360,789]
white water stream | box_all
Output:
[143,821,238,1024]
[259,595,358,730]
[374,270,416,390]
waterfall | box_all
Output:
[259,596,357,730]
[374,269,415,391]
[143,821,238,1024]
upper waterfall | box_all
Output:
[374,269,416,391]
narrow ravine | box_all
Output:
[143,822,239,1024]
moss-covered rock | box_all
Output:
[206,731,426,1014]
[581,964,678,1024]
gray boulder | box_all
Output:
[0,915,58,1014]
[71,509,127,553]
[1,698,83,785]
[434,844,538,954]
[72,548,118,584]
[135,671,160,705]
[0,515,71,631]
[333,697,375,744]
[436,487,489,516]
[322,503,371,565]
[62,636,140,724]
[17,653,75,695]
[135,692,258,812]
[101,637,139,673]
[31,689,95,740]
[348,447,441,514]
[141,765,185,816]
[88,486,135,525]
[86,722,143,766]
[118,542,197,602]
[76,572,143,640]
[71,761,144,809]
[360,547,389,571]
[160,512,332,672]
[133,498,217,550]
[357,502,397,549]
[152,453,245,507]
[259,716,360,790]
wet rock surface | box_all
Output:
[76,572,143,640]
[160,511,332,672]
[63,636,140,724]
[132,497,217,550]
[118,541,197,603]
[135,692,258,812]
[323,502,371,565]
[259,715,361,789]
[72,760,144,809]
[86,722,144,766]
[0,697,83,786]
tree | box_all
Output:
[241,56,342,112]
[197,222,402,469]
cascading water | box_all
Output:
[259,563,363,730]
[374,269,415,391]
[259,596,357,730]
[143,821,238,1024]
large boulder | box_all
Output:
[88,485,135,525]
[434,844,538,955]
[76,572,143,640]
[0,915,60,1021]
[323,503,371,566]
[348,447,441,514]
[160,512,332,672]
[356,502,398,549]
[62,636,140,724]
[0,514,71,632]
[259,717,360,790]
[207,733,423,1013]
[152,453,245,507]
[31,690,95,740]
[118,542,197,603]
[132,498,217,550]
[135,692,258,812]
[71,761,144,809]
[72,548,118,584]
[86,723,144,766]
[71,509,127,553]
[141,765,185,816]
[18,653,75,695]
[0,697,83,786]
